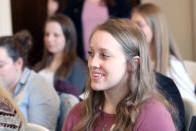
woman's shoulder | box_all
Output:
[24,69,57,95]
[134,98,175,131]
[62,102,82,130]
[68,102,82,116]
[71,57,88,74]
[141,98,168,113]
[169,55,183,66]
[28,69,51,86]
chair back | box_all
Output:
[25,123,49,131]
[184,60,196,83]
[189,116,196,131]
[56,93,79,131]
[182,98,196,131]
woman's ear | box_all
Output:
[14,58,24,71]
[133,56,140,65]
[127,62,132,72]
[127,56,140,72]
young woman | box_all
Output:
[131,3,196,104]
[0,31,60,131]
[62,19,176,131]
[36,14,88,95]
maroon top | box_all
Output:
[62,98,175,131]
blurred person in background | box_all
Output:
[36,14,88,95]
[131,2,196,104]
[0,30,60,131]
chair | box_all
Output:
[182,98,196,131]
[184,60,196,83]
[56,93,79,131]
[189,116,196,131]
[25,123,49,131]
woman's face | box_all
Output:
[132,13,153,44]
[0,47,22,91]
[88,31,128,91]
[44,21,66,55]
[47,0,59,16]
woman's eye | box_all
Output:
[54,33,59,37]
[88,51,93,57]
[100,53,109,59]
[44,33,49,37]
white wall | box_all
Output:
[142,0,194,60]
[0,0,12,36]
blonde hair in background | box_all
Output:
[0,83,26,124]
[132,3,182,74]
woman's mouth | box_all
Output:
[91,71,104,81]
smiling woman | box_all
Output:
[88,30,128,91]
[62,19,177,131]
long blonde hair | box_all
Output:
[0,84,26,128]
[73,19,175,131]
[132,3,182,74]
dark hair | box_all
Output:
[54,0,67,13]
[64,0,116,8]
[55,0,116,13]
[0,30,32,67]
[36,14,77,80]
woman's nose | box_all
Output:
[88,55,101,69]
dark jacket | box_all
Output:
[156,72,185,131]
[55,57,88,95]
[63,0,132,59]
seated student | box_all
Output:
[131,4,193,130]
[0,31,60,131]
[131,3,196,104]
[36,14,88,95]
[78,58,186,131]
[62,19,177,131]
[0,84,25,131]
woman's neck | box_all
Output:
[9,70,22,94]
[87,0,102,4]
[103,84,129,114]
[48,53,63,72]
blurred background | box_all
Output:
[0,0,195,61]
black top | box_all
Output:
[189,116,196,131]
[156,72,185,131]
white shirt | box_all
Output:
[39,69,55,87]
[167,56,196,104]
